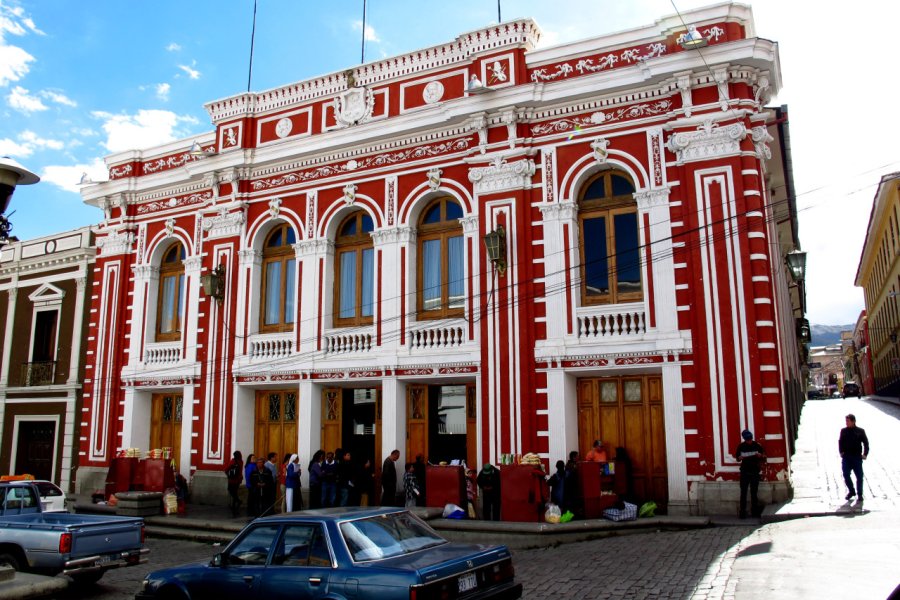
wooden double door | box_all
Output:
[150,394,182,466]
[321,388,380,465]
[255,390,298,465]
[577,375,667,509]
[406,383,476,468]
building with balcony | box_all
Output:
[76,3,804,515]
[0,228,94,490]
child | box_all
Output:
[321,452,338,507]
[465,468,479,519]
[403,462,420,508]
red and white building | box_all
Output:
[77,2,805,515]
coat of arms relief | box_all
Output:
[333,74,375,128]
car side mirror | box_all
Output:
[211,553,225,567]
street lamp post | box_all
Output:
[0,157,40,246]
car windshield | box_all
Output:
[339,511,446,562]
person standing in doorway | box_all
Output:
[381,450,400,506]
[734,429,766,518]
[337,450,355,506]
[403,462,421,508]
[225,451,243,517]
[244,454,257,518]
[321,452,338,507]
[839,413,870,501]
[307,450,325,509]
[586,440,607,462]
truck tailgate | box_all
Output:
[69,519,144,557]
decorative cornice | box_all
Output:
[182,255,203,274]
[132,264,158,281]
[530,99,673,136]
[665,120,747,165]
[370,228,403,245]
[239,248,262,266]
[202,207,246,240]
[460,215,480,236]
[295,239,334,257]
[468,156,536,194]
[750,126,773,160]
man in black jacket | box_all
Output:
[734,429,766,518]
[839,413,870,501]
[381,450,400,506]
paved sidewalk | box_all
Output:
[692,396,900,600]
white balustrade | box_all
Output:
[576,304,646,339]
[143,342,181,365]
[407,319,468,350]
[323,327,374,354]
[249,333,294,360]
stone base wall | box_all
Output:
[688,480,792,516]
[75,466,108,495]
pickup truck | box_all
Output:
[0,481,148,583]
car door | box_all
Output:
[259,523,335,600]
[189,523,281,600]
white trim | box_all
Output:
[9,414,60,482]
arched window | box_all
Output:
[261,223,297,332]
[578,171,642,305]
[417,197,464,319]
[334,211,374,327]
[157,243,186,341]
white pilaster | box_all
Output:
[547,369,578,464]
[296,239,333,351]
[183,256,203,364]
[0,287,18,387]
[380,377,406,495]
[129,265,156,364]
[661,362,689,506]
[539,202,577,341]
[179,384,194,475]
[236,249,262,355]
[297,379,322,487]
[67,276,88,384]
[371,228,407,352]
[635,188,679,336]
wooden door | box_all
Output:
[14,421,55,481]
[150,394,182,467]
[576,375,667,508]
[321,388,341,454]
[254,390,298,463]
[406,385,428,461]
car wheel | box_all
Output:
[71,571,104,585]
[0,552,21,571]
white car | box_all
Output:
[33,480,69,512]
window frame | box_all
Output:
[578,171,643,306]
[260,223,298,333]
[333,211,375,328]
[416,197,465,320]
[156,243,186,342]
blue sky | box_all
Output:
[1,0,898,326]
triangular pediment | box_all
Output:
[28,282,65,303]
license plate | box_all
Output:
[458,572,477,594]
[97,554,115,566]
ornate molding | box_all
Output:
[714,67,730,111]
[468,113,488,154]
[676,72,693,118]
[530,100,673,136]
[370,228,403,246]
[332,85,375,128]
[634,189,670,211]
[164,218,176,238]
[295,238,334,257]
[501,108,518,150]
[426,168,442,191]
[590,137,610,164]
[97,227,135,257]
[529,41,666,83]
[468,156,536,194]
[540,200,578,222]
[750,126,773,160]
[754,73,771,105]
[182,255,203,274]
[666,120,747,165]
[132,264,158,281]
[342,183,357,205]
[202,207,245,239]
[267,197,282,218]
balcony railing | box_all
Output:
[249,333,294,360]
[20,361,56,386]
[407,319,469,350]
[323,327,374,354]
[143,342,181,365]
[575,303,646,339]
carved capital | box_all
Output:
[97,227,135,257]
[202,207,245,239]
[132,264,159,281]
[540,200,578,222]
[239,248,262,267]
[750,126,773,160]
[634,189,670,211]
[182,255,203,274]
[460,215,480,236]
[7,287,17,301]
[295,238,334,258]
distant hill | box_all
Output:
[810,323,853,346]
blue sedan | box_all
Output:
[136,507,522,600]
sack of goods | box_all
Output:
[520,453,542,466]
[442,503,467,519]
[544,503,562,523]
[603,501,638,522]
[163,491,178,515]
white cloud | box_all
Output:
[351,20,379,42]
[166,42,181,52]
[40,90,76,107]
[0,44,33,87]
[155,83,171,101]
[178,63,200,80]
[41,158,108,194]
[7,85,46,112]
[19,130,63,150]
[71,127,97,137]
[0,137,32,157]
[92,109,199,153]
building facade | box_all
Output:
[850,311,875,395]
[855,172,900,396]
[0,228,94,490]
[77,3,804,515]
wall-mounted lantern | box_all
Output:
[796,317,811,343]
[483,226,507,277]
[200,264,226,303]
[785,250,807,282]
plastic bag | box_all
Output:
[544,503,561,523]
[442,503,466,519]
[639,501,657,518]
[107,494,118,507]
[163,490,178,515]
[559,510,574,523]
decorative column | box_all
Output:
[0,286,17,387]
[460,215,481,341]
[371,227,404,351]
[295,239,333,352]
[182,255,203,364]
[237,248,262,356]
[539,201,577,342]
[380,377,406,489]
[635,188,678,336]
[128,265,156,366]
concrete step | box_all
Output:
[144,524,236,544]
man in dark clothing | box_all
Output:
[477,463,501,521]
[225,451,243,517]
[381,450,400,506]
[250,457,276,518]
[839,413,870,501]
[413,454,427,507]
[734,429,766,518]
